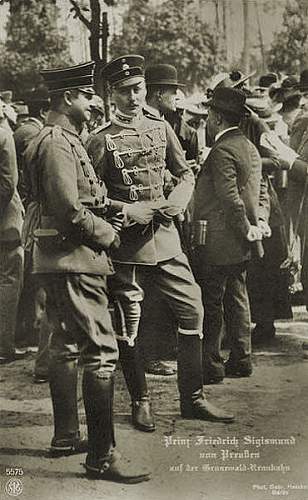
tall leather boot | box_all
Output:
[177,335,235,423]
[118,340,155,432]
[83,370,150,484]
[48,358,87,456]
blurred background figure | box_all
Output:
[13,101,29,129]
[0,97,25,364]
[269,76,302,142]
[13,86,51,382]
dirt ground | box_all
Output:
[1,307,308,500]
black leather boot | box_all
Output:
[48,358,87,456]
[118,340,155,432]
[178,335,235,423]
[83,370,150,484]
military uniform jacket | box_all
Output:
[0,120,24,243]
[194,128,262,266]
[24,111,115,276]
[14,117,43,202]
[87,112,195,265]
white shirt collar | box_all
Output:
[215,126,238,142]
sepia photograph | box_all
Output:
[0,1,308,499]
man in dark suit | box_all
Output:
[193,87,263,383]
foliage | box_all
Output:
[267,0,308,74]
[110,0,224,90]
[0,0,72,98]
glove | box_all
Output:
[246,225,263,242]
[108,211,125,234]
[258,220,272,238]
[123,202,155,225]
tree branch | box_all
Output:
[68,0,91,31]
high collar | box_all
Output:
[46,111,80,136]
[112,109,144,129]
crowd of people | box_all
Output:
[1,55,308,484]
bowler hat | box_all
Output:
[258,73,278,89]
[299,69,308,92]
[145,64,185,87]
[102,55,145,88]
[40,61,95,94]
[209,87,246,118]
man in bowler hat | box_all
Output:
[193,87,263,383]
[25,61,150,483]
[87,54,234,433]
[140,63,199,376]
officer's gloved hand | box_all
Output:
[154,203,183,226]
[108,212,125,234]
[123,202,156,225]
[258,220,272,238]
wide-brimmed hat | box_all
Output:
[245,96,282,118]
[145,64,185,87]
[269,76,300,103]
[258,72,278,89]
[102,55,145,88]
[209,87,246,118]
[208,70,255,94]
[41,61,95,94]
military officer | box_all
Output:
[14,87,51,376]
[25,61,150,483]
[87,54,234,432]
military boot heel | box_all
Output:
[85,450,151,484]
[180,392,235,422]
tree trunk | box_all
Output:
[101,11,111,121]
[89,0,101,61]
[255,1,266,71]
[242,0,252,75]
